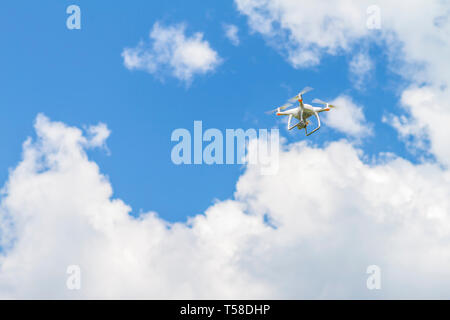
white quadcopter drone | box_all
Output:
[266,86,337,136]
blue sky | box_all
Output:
[0,0,424,222]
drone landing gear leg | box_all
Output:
[305,112,321,136]
[287,115,296,130]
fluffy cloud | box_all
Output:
[1,115,450,298]
[223,24,240,46]
[234,0,448,72]
[122,22,222,84]
[86,123,111,149]
[375,2,450,165]
[323,95,373,139]
[386,86,450,165]
[235,0,371,67]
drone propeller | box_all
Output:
[289,86,314,102]
[265,102,293,114]
[312,98,337,109]
[266,86,313,114]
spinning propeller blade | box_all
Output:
[289,86,314,102]
[266,86,314,114]
[265,102,293,114]
[312,98,327,104]
[312,98,337,109]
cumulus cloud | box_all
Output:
[385,86,450,165]
[86,123,111,149]
[1,115,450,298]
[235,0,371,67]
[234,0,448,73]
[323,95,373,139]
[122,22,222,84]
[372,2,450,166]
[223,24,240,46]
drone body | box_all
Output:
[267,87,336,136]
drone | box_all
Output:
[266,87,337,136]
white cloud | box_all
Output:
[349,52,373,89]
[234,0,371,67]
[323,95,373,139]
[1,115,450,298]
[381,2,450,166]
[223,24,240,46]
[86,123,111,149]
[386,86,450,165]
[122,22,222,84]
[234,0,448,74]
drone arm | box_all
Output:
[306,112,321,136]
[299,100,304,110]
